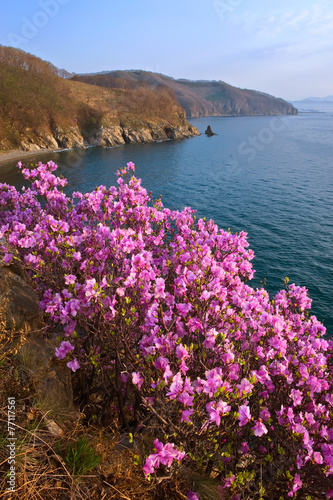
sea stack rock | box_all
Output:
[205,125,217,136]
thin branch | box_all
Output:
[142,399,182,435]
[103,481,133,500]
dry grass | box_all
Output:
[0,405,188,500]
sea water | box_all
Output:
[1,112,332,334]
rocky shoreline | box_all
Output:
[0,122,200,166]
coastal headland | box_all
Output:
[0,46,297,159]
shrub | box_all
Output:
[64,437,101,476]
[0,161,333,499]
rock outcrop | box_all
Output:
[0,260,42,331]
[205,126,217,136]
[13,122,200,153]
[0,260,75,420]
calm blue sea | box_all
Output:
[1,112,332,334]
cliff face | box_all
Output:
[8,121,200,153]
[72,71,298,118]
[0,47,199,154]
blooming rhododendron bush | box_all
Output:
[1,161,333,499]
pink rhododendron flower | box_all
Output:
[238,404,251,426]
[177,391,194,406]
[237,378,254,395]
[176,302,192,316]
[167,372,184,400]
[3,253,13,264]
[313,451,323,464]
[259,408,271,422]
[203,328,218,349]
[176,344,189,360]
[154,277,166,299]
[253,421,268,437]
[290,389,303,406]
[240,442,250,454]
[154,356,169,371]
[67,358,80,372]
[288,473,302,496]
[64,274,76,285]
[206,400,231,426]
[181,410,194,423]
[223,475,235,488]
[143,439,186,477]
[55,341,74,360]
[132,372,144,389]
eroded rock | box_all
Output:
[18,336,75,419]
[0,261,41,331]
[0,260,75,419]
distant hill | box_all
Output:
[290,97,333,112]
[72,70,298,118]
[301,96,333,102]
[0,47,198,154]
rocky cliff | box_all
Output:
[13,121,200,153]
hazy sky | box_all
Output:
[1,0,332,100]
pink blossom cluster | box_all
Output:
[0,161,333,498]
[143,438,186,476]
